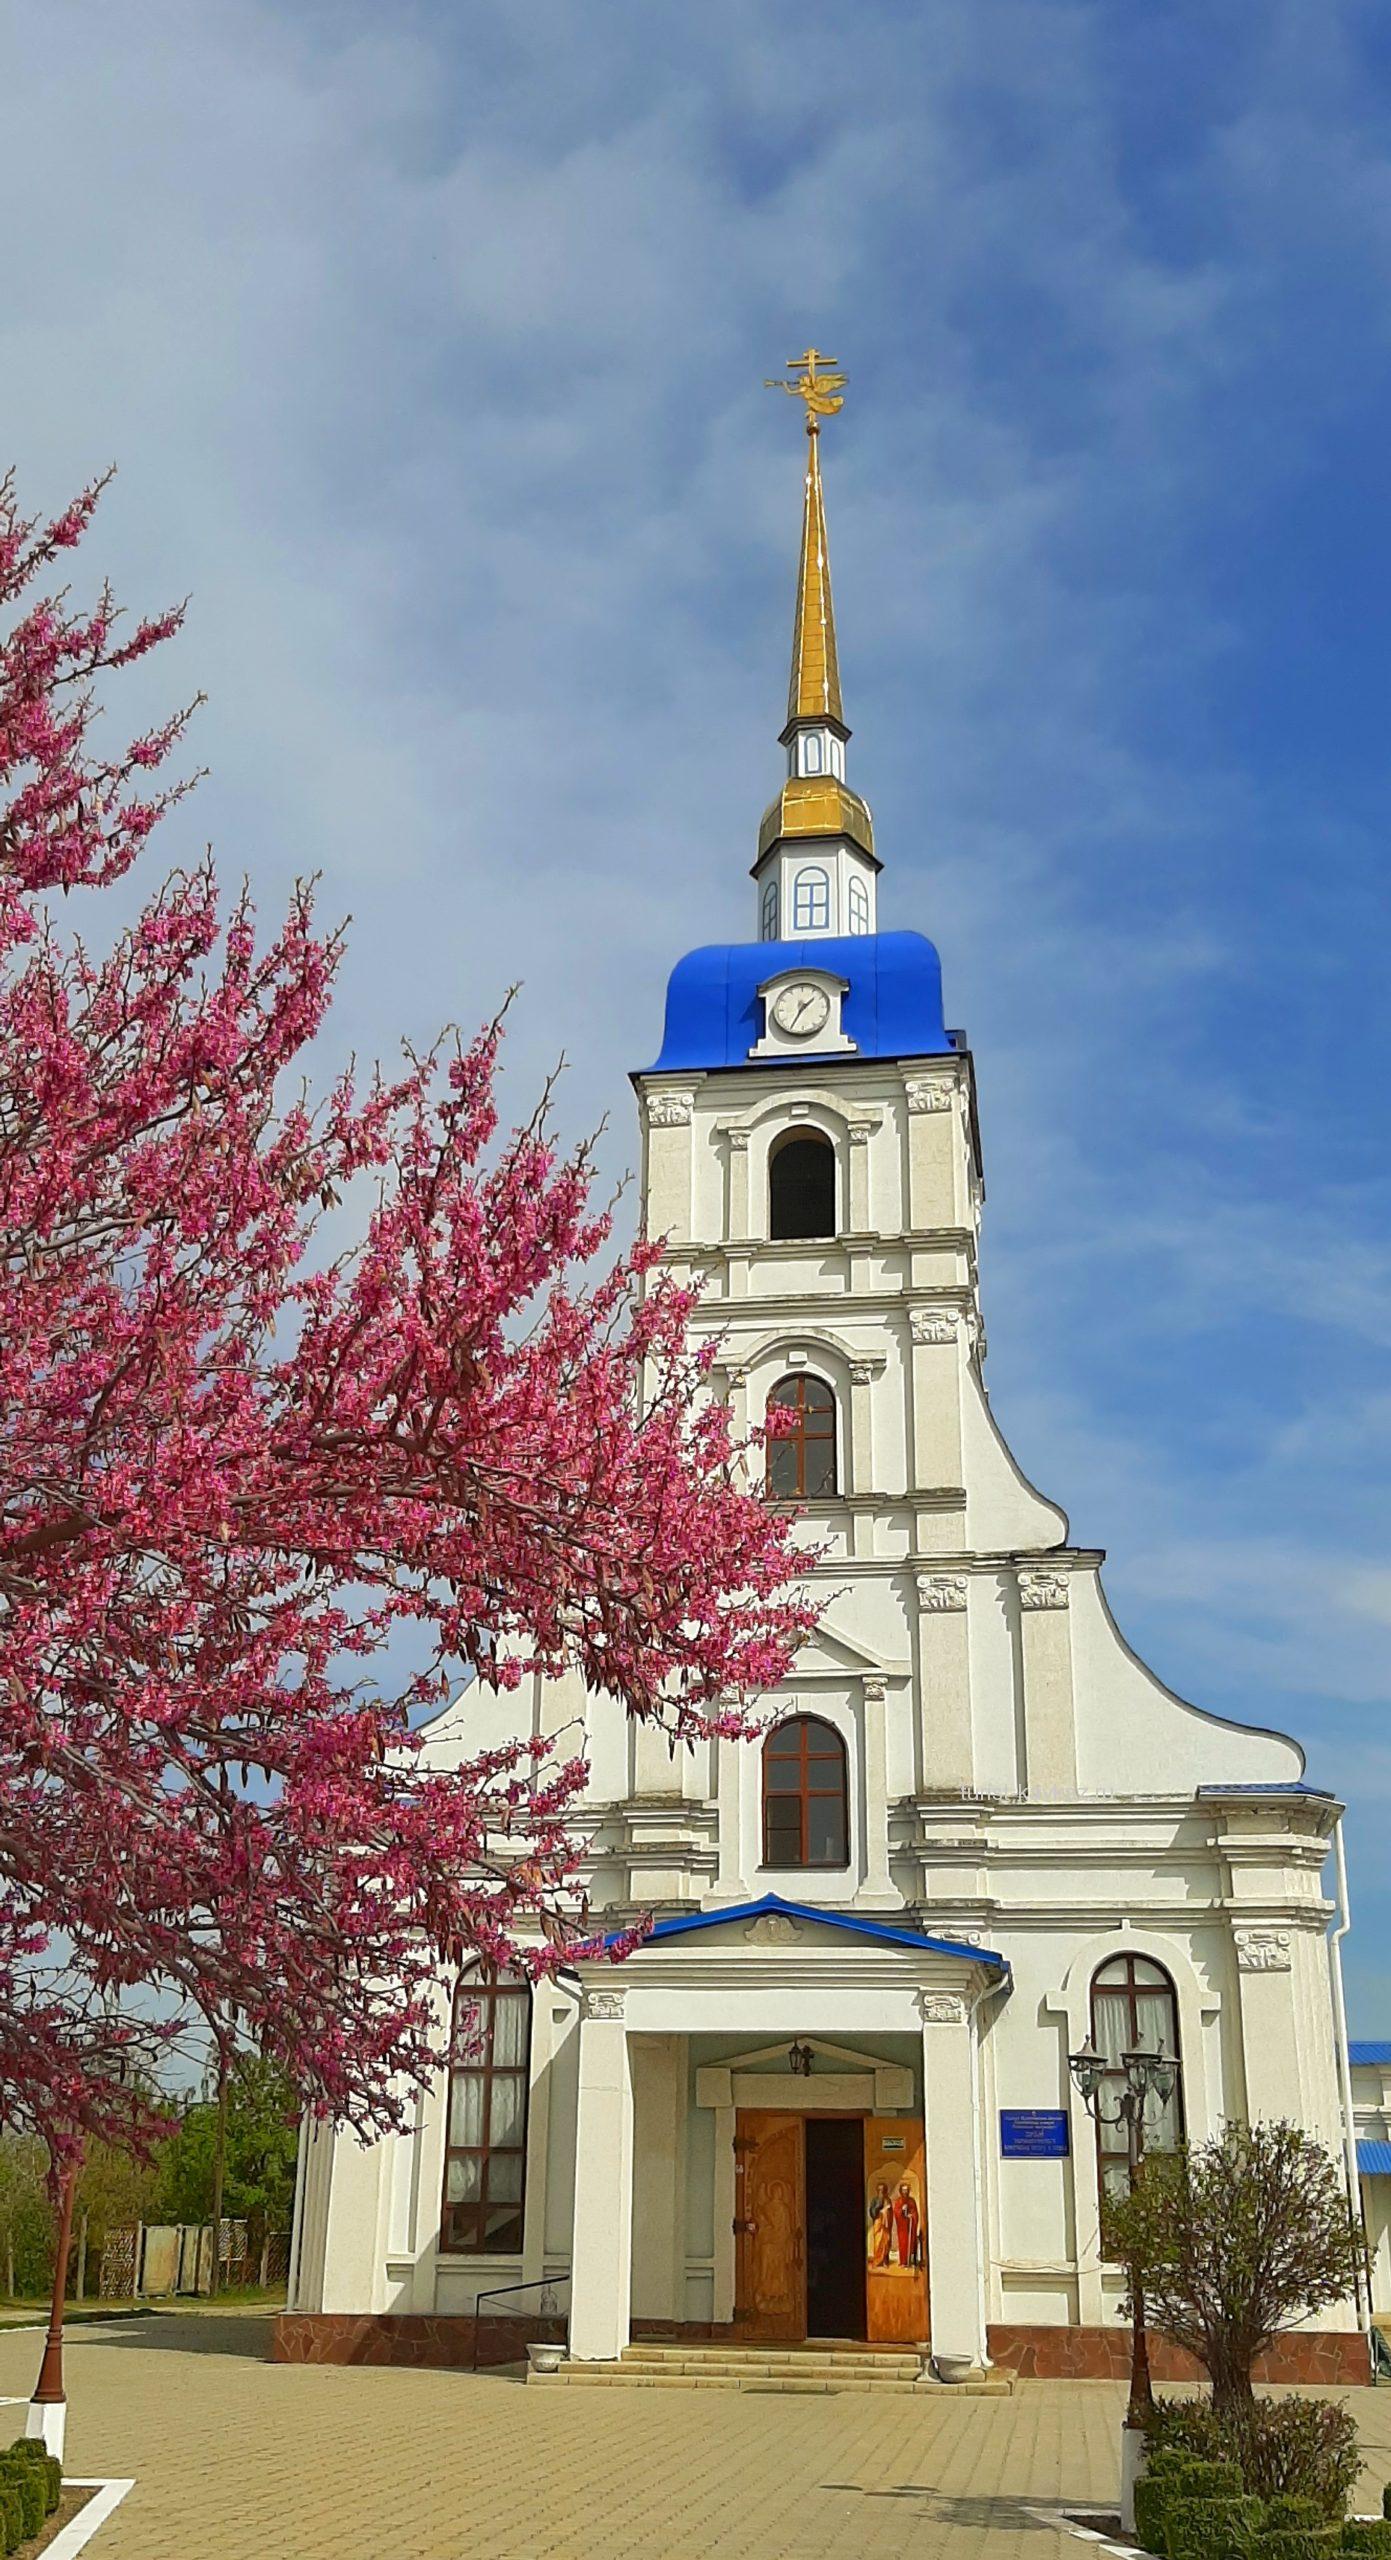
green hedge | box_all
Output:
[0,2463,44,2541]
[1133,2445,1389,2560]
[0,2442,63,2544]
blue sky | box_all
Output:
[4,0,1390,2020]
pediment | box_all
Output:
[790,1615,893,1678]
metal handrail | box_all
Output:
[470,2272,570,2372]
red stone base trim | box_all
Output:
[273,2311,1371,2388]
[987,2324,1370,2386]
[273,2313,481,2370]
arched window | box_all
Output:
[848,877,870,936]
[441,1964,531,2254]
[792,867,830,931]
[1090,1954,1184,2198]
[760,879,779,942]
[762,1715,849,1867]
[803,731,824,775]
[766,1372,837,1500]
[769,1130,836,1240]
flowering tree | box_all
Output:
[0,472,816,2166]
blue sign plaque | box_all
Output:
[1000,2108,1070,2159]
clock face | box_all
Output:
[771,981,832,1039]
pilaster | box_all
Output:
[914,1572,973,1792]
[568,1988,636,2362]
[1017,1569,1078,1796]
[919,1989,988,2365]
[855,1676,893,1903]
[908,1305,965,1488]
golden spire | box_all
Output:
[766,349,847,734]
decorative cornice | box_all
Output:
[905,1075,957,1115]
[645,1091,694,1128]
[916,1990,967,2024]
[1234,1926,1292,1974]
[860,1677,887,1708]
[916,1572,968,1613]
[849,1359,878,1386]
[847,1119,875,1147]
[726,1127,751,1153]
[1019,1569,1070,1611]
[581,1986,627,2021]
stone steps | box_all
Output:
[528,2342,1014,2396]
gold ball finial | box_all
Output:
[765,346,847,435]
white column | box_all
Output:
[847,1118,874,1233]
[711,1735,751,1902]
[848,1359,875,1497]
[568,1988,636,2362]
[920,1989,988,2368]
[712,2105,737,2324]
[1018,1570,1078,1795]
[856,1676,893,1904]
[914,1572,973,1792]
[909,1308,965,1488]
[726,1128,751,1240]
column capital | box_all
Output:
[1233,1926,1292,1974]
[905,1074,956,1114]
[916,1570,968,1613]
[645,1089,695,1128]
[910,1305,960,1346]
[1019,1567,1069,1610]
[581,1986,628,2022]
[916,1989,968,2025]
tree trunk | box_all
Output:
[208,2053,229,2301]
[76,2212,88,2302]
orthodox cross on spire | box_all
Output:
[767,349,846,732]
[765,346,848,437]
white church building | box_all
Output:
[281,363,1367,2389]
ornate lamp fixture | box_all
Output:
[788,2040,814,2078]
[1068,2025,1181,2486]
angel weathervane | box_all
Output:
[765,346,847,435]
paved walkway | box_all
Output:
[0,2315,1388,2560]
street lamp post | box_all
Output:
[1068,2030,1179,2530]
[26,2162,79,2464]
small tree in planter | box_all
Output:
[1104,2119,1361,2413]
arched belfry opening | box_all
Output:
[769,1129,836,1241]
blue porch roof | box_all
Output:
[1358,2140,1391,2179]
[600,1893,1008,1970]
[1350,2042,1391,2068]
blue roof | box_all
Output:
[648,931,950,1075]
[1358,2140,1391,2178]
[600,1892,1008,1970]
[1196,1783,1337,1798]
[1350,2042,1391,2068]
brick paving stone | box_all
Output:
[0,2313,1384,2560]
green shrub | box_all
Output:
[1383,2487,1391,2525]
[1251,2535,1338,2560]
[0,2460,44,2539]
[1134,2473,1175,2553]
[1147,2396,1361,2519]
[1167,2492,1267,2558]
[0,2485,21,2558]
[4,2441,59,2513]
[1339,2527,1391,2556]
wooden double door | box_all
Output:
[733,2110,928,2344]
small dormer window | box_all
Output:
[761,880,779,941]
[848,877,870,935]
[792,867,831,932]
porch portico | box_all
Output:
[566,1897,1008,2370]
